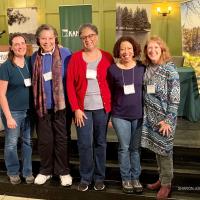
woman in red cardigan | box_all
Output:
[67,23,113,192]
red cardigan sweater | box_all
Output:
[66,49,113,113]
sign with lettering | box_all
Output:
[59,5,92,52]
[0,51,8,65]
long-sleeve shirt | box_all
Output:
[66,49,113,113]
[107,61,145,120]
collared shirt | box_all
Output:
[31,47,71,109]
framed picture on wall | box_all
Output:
[181,0,200,90]
[7,7,38,52]
[116,3,151,53]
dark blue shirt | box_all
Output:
[107,61,145,120]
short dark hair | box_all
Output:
[113,36,141,59]
[35,24,59,46]
[78,23,98,36]
[8,33,27,62]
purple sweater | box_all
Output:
[107,61,145,120]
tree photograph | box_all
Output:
[7,7,38,44]
[181,0,200,77]
[116,4,151,52]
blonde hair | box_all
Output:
[143,36,171,65]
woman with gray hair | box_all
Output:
[31,24,72,186]
[67,23,113,191]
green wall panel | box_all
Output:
[0,0,183,55]
[63,0,84,5]
[104,11,116,53]
[27,0,38,7]
[0,16,8,45]
[84,0,98,11]
[46,13,60,38]
[7,0,26,8]
[45,0,62,13]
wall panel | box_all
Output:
[0,0,183,55]
[7,0,26,8]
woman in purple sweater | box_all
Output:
[107,36,145,194]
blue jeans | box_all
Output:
[2,110,32,177]
[111,117,142,181]
[76,109,108,184]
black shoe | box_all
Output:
[78,182,89,192]
[94,182,105,191]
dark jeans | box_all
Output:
[76,109,108,184]
[36,109,70,175]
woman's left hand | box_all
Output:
[157,121,172,137]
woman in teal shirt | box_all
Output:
[0,33,34,185]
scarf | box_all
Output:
[32,45,65,117]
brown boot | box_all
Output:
[156,185,171,199]
[147,180,161,190]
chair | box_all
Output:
[171,56,185,67]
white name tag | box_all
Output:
[123,84,135,95]
[86,69,97,79]
[43,72,52,81]
[24,78,31,87]
[147,85,155,94]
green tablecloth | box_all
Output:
[177,67,200,122]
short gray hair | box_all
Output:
[78,23,98,36]
[35,24,59,46]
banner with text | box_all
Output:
[59,5,92,52]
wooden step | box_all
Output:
[0,172,199,200]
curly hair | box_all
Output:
[113,36,141,59]
[143,36,171,65]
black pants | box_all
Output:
[36,109,70,175]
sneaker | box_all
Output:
[60,174,72,186]
[25,175,35,184]
[132,180,143,193]
[9,175,21,185]
[34,174,52,185]
[78,182,89,192]
[94,181,105,191]
[122,180,133,193]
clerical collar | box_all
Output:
[41,46,55,55]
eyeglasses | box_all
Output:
[80,34,96,41]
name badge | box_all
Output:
[43,72,52,81]
[24,78,31,87]
[123,84,135,95]
[86,69,97,79]
[147,85,155,94]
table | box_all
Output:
[177,67,200,122]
